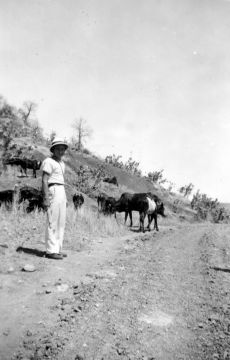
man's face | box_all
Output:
[53,145,66,159]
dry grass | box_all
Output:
[0,205,45,249]
[0,204,129,253]
[65,205,129,250]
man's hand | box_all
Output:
[43,198,50,211]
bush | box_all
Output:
[105,154,123,168]
[191,190,229,223]
[172,199,180,213]
[0,96,44,154]
[73,164,109,196]
[105,154,142,176]
[147,169,166,184]
[124,157,142,176]
[179,183,194,197]
[0,102,23,154]
[82,148,91,155]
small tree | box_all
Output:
[18,101,37,126]
[18,101,38,137]
[124,157,142,176]
[71,118,92,151]
[105,154,123,168]
[190,190,228,222]
[147,169,166,184]
[179,183,194,197]
[30,120,44,143]
[0,97,23,154]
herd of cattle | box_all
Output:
[97,192,165,232]
[0,186,165,232]
[1,156,165,232]
[0,187,85,213]
[0,186,44,213]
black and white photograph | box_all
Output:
[1,0,230,359]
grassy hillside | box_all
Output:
[0,137,196,224]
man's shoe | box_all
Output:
[46,253,63,260]
[59,252,67,258]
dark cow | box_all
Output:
[103,176,118,187]
[103,196,117,216]
[19,186,44,212]
[19,186,42,201]
[115,192,165,232]
[0,186,44,212]
[4,157,42,178]
[19,159,42,178]
[115,192,161,226]
[97,193,116,216]
[97,193,108,211]
[4,157,22,168]
[0,190,14,208]
[73,193,84,210]
[24,197,44,213]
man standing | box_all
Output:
[42,138,68,260]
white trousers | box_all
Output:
[45,185,66,254]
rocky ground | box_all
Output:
[1,223,230,360]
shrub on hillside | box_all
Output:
[147,169,166,184]
[105,154,123,168]
[105,154,142,176]
[73,164,109,196]
[82,148,91,155]
[0,96,44,155]
[172,199,181,213]
[0,98,23,154]
[30,120,44,143]
[124,157,142,176]
[179,183,194,197]
[191,190,229,223]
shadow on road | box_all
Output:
[211,266,230,273]
[129,228,141,233]
[16,246,45,257]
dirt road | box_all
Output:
[1,223,230,359]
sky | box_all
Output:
[1,0,230,201]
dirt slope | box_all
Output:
[1,223,230,360]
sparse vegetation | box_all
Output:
[147,169,166,184]
[191,190,229,223]
[0,95,44,158]
[18,101,38,132]
[71,118,92,152]
[71,164,109,195]
[165,181,176,194]
[105,154,124,168]
[179,183,194,198]
[0,93,229,229]
[0,97,23,154]
[0,203,128,261]
[105,154,142,176]
[124,157,142,176]
[66,206,128,244]
[82,148,91,155]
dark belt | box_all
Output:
[48,183,64,188]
